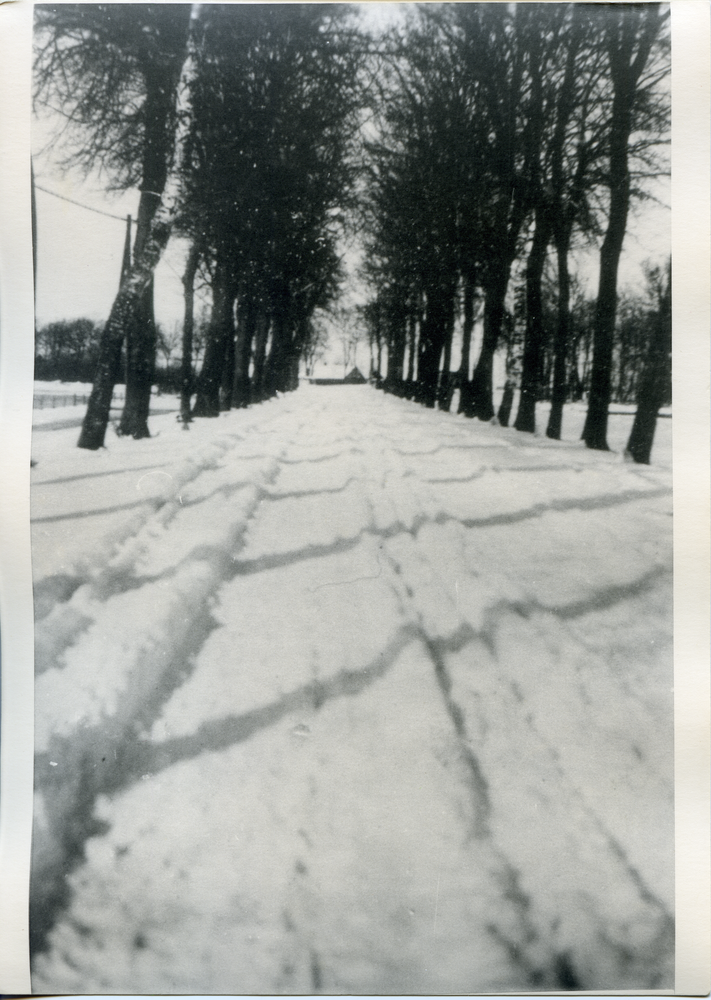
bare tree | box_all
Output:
[34,4,195,448]
[582,4,666,450]
[626,258,671,464]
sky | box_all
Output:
[31,0,671,337]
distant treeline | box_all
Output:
[35,316,206,393]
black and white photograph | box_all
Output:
[2,0,700,993]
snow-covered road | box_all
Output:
[31,385,673,993]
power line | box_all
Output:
[34,183,127,222]
[36,180,213,308]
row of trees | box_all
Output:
[363,257,672,411]
[34,3,670,462]
[361,3,670,459]
[35,258,670,416]
[176,5,363,423]
[34,3,365,448]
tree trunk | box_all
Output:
[544,5,583,439]
[118,71,174,438]
[514,203,552,433]
[457,273,475,413]
[265,302,292,397]
[463,264,508,421]
[180,242,199,425]
[546,235,571,440]
[497,381,514,427]
[418,281,454,409]
[251,311,270,402]
[583,6,660,450]
[385,312,406,394]
[77,211,175,449]
[120,214,132,284]
[404,306,417,397]
[118,280,157,438]
[626,264,671,464]
[438,304,456,411]
[406,308,417,383]
[582,182,628,450]
[287,349,300,391]
[231,296,255,409]
[77,7,196,449]
[193,267,232,417]
[219,300,236,411]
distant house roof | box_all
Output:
[308,364,368,386]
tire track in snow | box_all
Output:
[33,434,241,621]
[32,399,388,960]
[345,405,673,990]
[342,439,582,988]
[33,406,316,671]
[53,623,420,794]
[32,412,319,955]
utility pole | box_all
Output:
[120,214,132,285]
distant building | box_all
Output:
[308,366,367,386]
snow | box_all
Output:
[30,383,673,993]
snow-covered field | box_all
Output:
[30,383,673,993]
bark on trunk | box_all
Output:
[626,267,671,464]
[265,303,292,397]
[546,236,571,440]
[406,309,417,383]
[438,305,456,412]
[120,215,132,284]
[118,280,157,438]
[418,282,454,409]
[118,71,174,438]
[251,311,270,402]
[403,307,417,398]
[462,265,508,421]
[514,203,552,433]
[583,6,660,450]
[180,243,199,425]
[231,297,255,409]
[193,268,233,417]
[385,313,406,394]
[497,381,514,427]
[582,220,627,450]
[287,350,300,391]
[219,303,236,411]
[77,213,174,450]
[456,273,475,415]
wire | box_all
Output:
[34,183,128,222]
[36,181,214,308]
